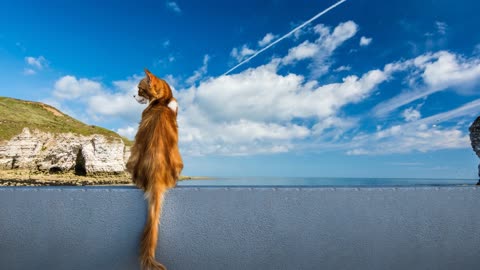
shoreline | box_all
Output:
[0,170,203,186]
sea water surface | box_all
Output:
[177,177,478,187]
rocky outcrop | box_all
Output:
[469,116,480,183]
[0,128,130,175]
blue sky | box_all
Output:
[1,0,480,179]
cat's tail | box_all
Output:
[140,182,167,270]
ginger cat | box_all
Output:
[126,68,183,270]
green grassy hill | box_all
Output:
[0,96,132,145]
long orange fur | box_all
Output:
[126,69,183,270]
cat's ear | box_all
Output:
[144,68,154,83]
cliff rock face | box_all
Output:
[469,116,480,179]
[0,128,130,175]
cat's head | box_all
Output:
[134,68,173,105]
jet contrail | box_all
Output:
[223,0,348,76]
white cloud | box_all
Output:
[24,56,47,75]
[186,55,210,85]
[374,51,480,116]
[87,76,146,121]
[166,1,181,13]
[435,21,447,35]
[163,74,179,88]
[347,124,469,155]
[347,100,478,155]
[359,36,372,46]
[258,33,277,47]
[229,21,357,77]
[421,51,480,90]
[50,74,145,124]
[312,116,358,138]
[117,126,137,139]
[334,65,351,72]
[111,74,143,93]
[313,21,358,52]
[178,118,309,156]
[230,45,256,62]
[220,120,310,142]
[230,20,358,75]
[308,21,358,77]
[163,40,170,48]
[346,149,370,155]
[23,68,36,75]
[25,56,47,69]
[53,76,103,100]
[282,41,319,64]
[88,93,143,120]
[174,55,389,155]
[402,107,421,122]
[188,63,387,123]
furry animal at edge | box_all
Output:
[126,69,183,270]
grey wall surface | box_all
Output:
[0,186,479,270]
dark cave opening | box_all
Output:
[75,149,87,176]
[49,166,62,174]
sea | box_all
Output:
[177,177,479,187]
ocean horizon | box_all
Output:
[178,177,479,187]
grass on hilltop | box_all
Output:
[0,96,132,146]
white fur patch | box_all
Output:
[168,100,178,113]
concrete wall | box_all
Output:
[0,186,479,270]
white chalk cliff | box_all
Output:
[0,128,130,175]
